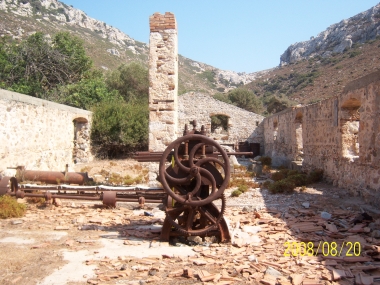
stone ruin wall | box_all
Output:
[148,12,178,152]
[262,71,380,205]
[0,89,92,175]
[178,92,265,149]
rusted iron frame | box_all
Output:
[134,151,254,162]
[157,133,231,241]
[8,191,164,204]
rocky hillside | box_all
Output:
[242,3,380,115]
[280,4,380,65]
[245,36,380,113]
[1,0,379,115]
[0,0,265,95]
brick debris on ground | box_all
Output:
[0,183,379,285]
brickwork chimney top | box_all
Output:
[149,12,177,32]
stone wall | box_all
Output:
[148,12,178,152]
[0,89,92,175]
[262,71,380,205]
[178,92,265,148]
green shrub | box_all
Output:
[105,62,149,102]
[91,99,148,158]
[268,179,296,194]
[237,184,249,193]
[287,170,300,177]
[211,114,229,132]
[50,70,118,110]
[262,181,272,189]
[197,70,216,83]
[227,88,262,113]
[0,31,92,98]
[307,169,324,184]
[349,50,361,58]
[259,156,272,166]
[278,168,290,177]
[0,196,26,219]
[286,174,308,187]
[231,190,242,197]
[271,172,286,181]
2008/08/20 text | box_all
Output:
[283,241,361,257]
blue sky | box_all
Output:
[61,0,379,73]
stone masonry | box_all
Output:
[147,12,178,186]
[148,12,178,152]
[262,70,380,206]
[178,92,265,148]
[0,89,92,175]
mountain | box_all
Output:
[280,4,380,65]
[0,0,265,95]
[243,3,380,114]
[1,0,379,115]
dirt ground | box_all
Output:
[1,159,380,285]
[72,159,149,185]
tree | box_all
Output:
[211,114,229,132]
[213,93,231,104]
[0,31,92,97]
[52,32,92,82]
[46,70,119,110]
[91,99,149,158]
[106,62,149,102]
[227,88,262,113]
[266,96,289,114]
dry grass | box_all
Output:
[80,166,92,173]
[262,165,271,174]
[108,171,148,185]
[263,168,323,194]
[0,196,26,219]
[26,191,45,205]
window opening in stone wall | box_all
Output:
[210,114,229,134]
[273,120,278,141]
[340,98,361,161]
[73,117,89,164]
[294,112,303,161]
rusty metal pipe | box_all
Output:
[16,167,93,185]
[116,198,163,203]
[8,192,163,204]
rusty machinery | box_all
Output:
[0,120,256,242]
[134,120,255,242]
[0,166,165,208]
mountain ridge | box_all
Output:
[0,0,267,94]
[280,3,380,65]
[1,0,379,115]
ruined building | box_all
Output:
[263,71,380,205]
[0,12,378,206]
[0,89,92,174]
